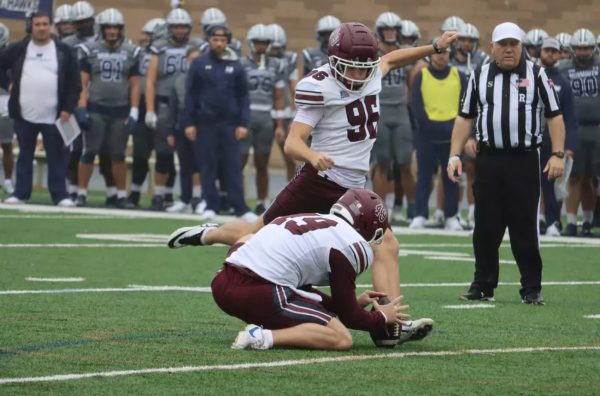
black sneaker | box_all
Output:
[105,195,117,207]
[539,219,547,235]
[190,197,201,211]
[164,193,174,206]
[150,195,165,211]
[255,203,266,215]
[127,191,140,207]
[115,197,136,209]
[522,292,545,305]
[562,223,577,237]
[581,222,595,237]
[69,192,78,201]
[75,195,87,207]
[459,288,495,302]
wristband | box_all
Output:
[432,40,443,54]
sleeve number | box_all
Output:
[100,59,122,82]
[271,215,337,235]
[307,69,328,81]
[345,95,379,142]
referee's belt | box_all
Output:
[477,141,539,154]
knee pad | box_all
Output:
[155,153,174,173]
[80,152,97,164]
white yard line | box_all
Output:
[1,281,599,296]
[26,277,85,282]
[0,285,212,295]
[444,304,496,309]
[583,314,600,319]
[424,256,517,265]
[0,345,598,385]
[0,244,165,248]
[0,215,123,219]
[4,203,600,245]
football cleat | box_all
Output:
[459,288,495,302]
[398,318,435,344]
[231,324,269,350]
[521,292,545,305]
[167,223,218,248]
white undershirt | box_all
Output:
[19,40,58,124]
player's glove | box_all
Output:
[126,107,139,134]
[145,111,157,129]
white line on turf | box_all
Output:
[1,281,599,296]
[424,256,516,265]
[584,314,600,319]
[4,203,600,245]
[26,277,85,282]
[0,215,124,219]
[76,234,168,243]
[444,304,496,309]
[0,244,164,248]
[0,286,212,295]
[0,345,598,385]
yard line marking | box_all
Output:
[400,249,470,257]
[584,314,600,319]
[2,280,599,296]
[6,203,600,244]
[26,277,85,282]
[399,243,594,248]
[424,256,516,265]
[76,234,168,243]
[0,244,164,248]
[0,215,123,219]
[0,286,212,295]
[444,304,496,309]
[0,345,598,385]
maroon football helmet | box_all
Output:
[327,22,380,91]
[330,188,388,244]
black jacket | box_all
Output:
[0,36,81,121]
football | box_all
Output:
[369,296,400,348]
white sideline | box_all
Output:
[3,203,600,245]
[0,345,598,385]
[1,281,599,296]
[584,314,600,319]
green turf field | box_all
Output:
[0,207,599,395]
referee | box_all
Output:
[447,22,565,305]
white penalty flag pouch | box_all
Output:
[554,155,573,201]
[56,115,81,147]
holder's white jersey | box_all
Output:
[294,64,382,186]
[226,213,373,297]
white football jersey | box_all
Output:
[226,213,373,300]
[294,64,383,187]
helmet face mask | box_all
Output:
[166,8,192,44]
[97,8,124,44]
[247,24,271,54]
[328,23,380,92]
[330,188,388,245]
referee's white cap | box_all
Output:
[492,22,524,43]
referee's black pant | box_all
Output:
[471,147,543,297]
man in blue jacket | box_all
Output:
[183,25,256,222]
[0,12,81,206]
[539,38,578,236]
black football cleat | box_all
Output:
[398,318,435,344]
[521,292,545,305]
[459,288,495,302]
[167,224,218,248]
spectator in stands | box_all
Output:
[0,12,80,206]
[409,38,467,231]
[183,24,256,222]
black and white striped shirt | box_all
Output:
[459,57,561,150]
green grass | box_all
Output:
[0,208,599,394]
